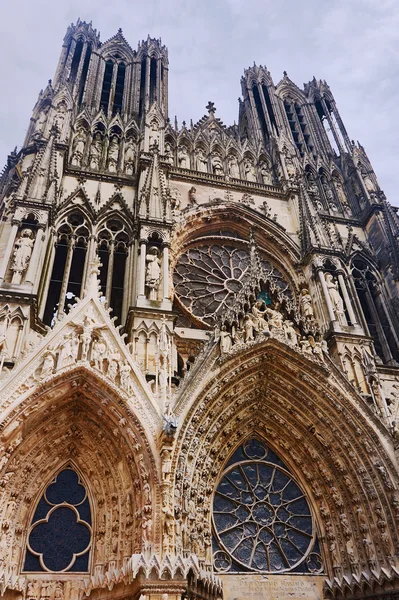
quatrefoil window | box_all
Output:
[212,439,323,574]
[24,468,92,572]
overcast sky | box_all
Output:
[1,0,398,201]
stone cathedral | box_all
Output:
[0,18,399,600]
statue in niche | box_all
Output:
[164,142,174,164]
[178,145,189,169]
[227,155,240,178]
[282,144,296,178]
[251,300,270,334]
[145,247,161,300]
[107,136,119,173]
[244,159,257,182]
[54,102,67,137]
[260,161,272,184]
[334,177,351,213]
[219,325,232,353]
[195,148,208,173]
[360,165,376,193]
[124,137,136,175]
[300,288,314,320]
[71,128,86,167]
[89,133,103,170]
[325,273,345,318]
[11,229,34,281]
[321,176,334,203]
[34,104,50,136]
[212,153,224,176]
[41,350,56,378]
[149,119,160,149]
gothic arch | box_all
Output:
[171,340,398,581]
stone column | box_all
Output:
[25,225,45,285]
[318,270,336,324]
[138,240,147,297]
[0,220,20,283]
[337,273,358,326]
[106,241,115,305]
[162,244,169,300]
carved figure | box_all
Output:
[145,247,161,299]
[196,149,208,173]
[11,229,34,275]
[120,362,132,394]
[178,146,189,168]
[71,128,86,166]
[92,337,107,371]
[188,186,197,205]
[61,335,79,367]
[260,161,272,184]
[124,137,136,175]
[212,153,223,175]
[325,273,344,317]
[300,288,314,319]
[107,136,119,173]
[244,159,256,182]
[227,155,240,178]
[41,351,55,378]
[149,119,160,149]
[89,133,103,170]
[219,326,232,353]
[266,304,284,330]
[164,142,174,164]
[34,105,49,136]
[284,321,298,346]
[244,314,255,342]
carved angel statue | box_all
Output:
[325,273,344,318]
[71,128,86,167]
[11,229,34,274]
[145,247,161,300]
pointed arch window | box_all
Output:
[100,60,114,114]
[112,62,126,115]
[69,39,84,87]
[283,99,313,157]
[212,438,322,574]
[24,467,92,573]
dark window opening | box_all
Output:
[100,60,114,114]
[139,58,147,119]
[98,243,110,298]
[65,243,86,311]
[262,84,277,131]
[43,243,68,326]
[112,62,126,115]
[252,85,269,142]
[110,248,127,325]
[78,44,92,105]
[150,57,157,105]
[69,40,84,87]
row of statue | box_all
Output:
[70,129,136,175]
[39,307,133,394]
[217,297,327,361]
[165,142,273,184]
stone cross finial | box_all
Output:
[206,101,216,114]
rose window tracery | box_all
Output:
[212,439,322,574]
[173,243,290,326]
[24,467,92,573]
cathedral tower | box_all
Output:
[0,20,398,600]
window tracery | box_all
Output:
[24,467,92,573]
[212,439,322,574]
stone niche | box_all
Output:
[220,574,325,600]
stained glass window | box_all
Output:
[212,439,323,574]
[24,467,91,573]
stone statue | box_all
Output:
[251,301,269,334]
[107,136,119,173]
[41,351,56,378]
[195,149,208,173]
[120,362,132,393]
[325,273,344,317]
[244,314,255,342]
[260,161,272,184]
[360,166,375,193]
[244,159,256,182]
[92,337,107,371]
[178,146,189,169]
[89,133,103,170]
[124,137,135,175]
[71,128,86,167]
[228,155,240,178]
[11,229,34,278]
[54,102,67,137]
[266,304,284,330]
[283,321,298,346]
[149,118,160,149]
[145,247,161,300]
[164,142,174,164]
[34,105,49,136]
[61,335,79,367]
[300,288,314,319]
[188,186,197,205]
[212,153,223,175]
[219,326,232,353]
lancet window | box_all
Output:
[69,39,84,87]
[351,258,399,364]
[43,212,90,326]
[24,467,92,573]
[97,218,129,324]
[212,438,322,574]
[283,99,313,157]
[100,60,114,114]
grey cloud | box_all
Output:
[1,0,398,202]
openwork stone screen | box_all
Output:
[212,439,323,574]
[173,243,290,326]
[24,467,92,572]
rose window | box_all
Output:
[212,439,322,573]
[24,467,92,572]
[173,244,290,326]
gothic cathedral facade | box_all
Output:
[0,19,398,600]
